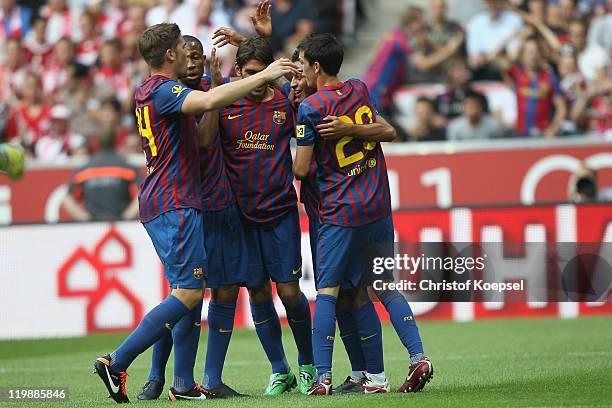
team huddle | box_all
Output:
[92,1,433,402]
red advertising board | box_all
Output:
[1,139,611,224]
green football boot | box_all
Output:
[298,364,316,395]
[264,371,297,396]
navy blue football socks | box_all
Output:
[147,331,173,383]
[312,294,337,381]
[110,294,189,372]
[171,299,202,392]
[285,294,314,366]
[376,289,424,362]
[354,301,384,375]
[250,300,289,374]
[336,307,366,374]
[203,302,236,389]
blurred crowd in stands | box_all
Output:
[365,0,612,142]
[0,0,357,161]
[1,0,612,163]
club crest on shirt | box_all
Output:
[172,85,186,98]
[273,110,286,125]
[193,267,204,279]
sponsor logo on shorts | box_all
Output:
[292,267,301,275]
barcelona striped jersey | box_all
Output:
[134,74,202,223]
[296,78,391,227]
[196,76,235,212]
[507,64,562,136]
[218,87,298,226]
[363,29,412,111]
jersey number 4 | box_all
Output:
[335,106,376,168]
[135,106,157,157]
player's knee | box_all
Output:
[276,282,302,306]
[248,283,273,304]
[317,286,340,298]
[211,285,240,304]
[172,288,203,310]
[352,287,371,309]
[337,288,357,310]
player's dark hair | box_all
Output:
[298,33,343,76]
[291,48,300,62]
[236,36,274,68]
[138,23,182,69]
[183,35,204,53]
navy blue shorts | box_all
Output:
[143,208,208,289]
[203,205,249,289]
[316,215,394,290]
[243,207,302,287]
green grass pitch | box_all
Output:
[1,316,611,407]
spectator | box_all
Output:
[100,0,128,40]
[42,37,75,96]
[406,97,446,142]
[93,39,132,108]
[364,7,462,112]
[567,19,610,84]
[558,51,590,134]
[192,0,236,75]
[95,97,137,154]
[122,3,147,36]
[435,58,474,120]
[447,90,504,140]
[568,165,599,203]
[146,0,195,34]
[0,0,33,41]
[5,73,51,152]
[587,0,612,57]
[23,17,53,70]
[408,10,465,83]
[587,83,612,139]
[35,104,87,161]
[270,0,314,54]
[466,0,523,80]
[428,0,463,55]
[548,0,577,35]
[497,35,567,137]
[0,37,26,104]
[75,10,103,66]
[42,0,77,45]
[62,128,140,221]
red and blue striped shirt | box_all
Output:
[296,79,391,227]
[219,87,298,226]
[134,74,202,223]
[508,64,562,136]
[196,76,235,212]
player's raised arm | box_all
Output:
[316,115,397,142]
[199,48,222,149]
[181,58,298,114]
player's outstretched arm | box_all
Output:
[293,145,314,180]
[199,48,222,149]
[181,59,298,115]
[316,115,397,142]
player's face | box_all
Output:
[299,51,317,89]
[172,37,189,79]
[182,43,205,87]
[290,62,314,105]
[237,59,269,100]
